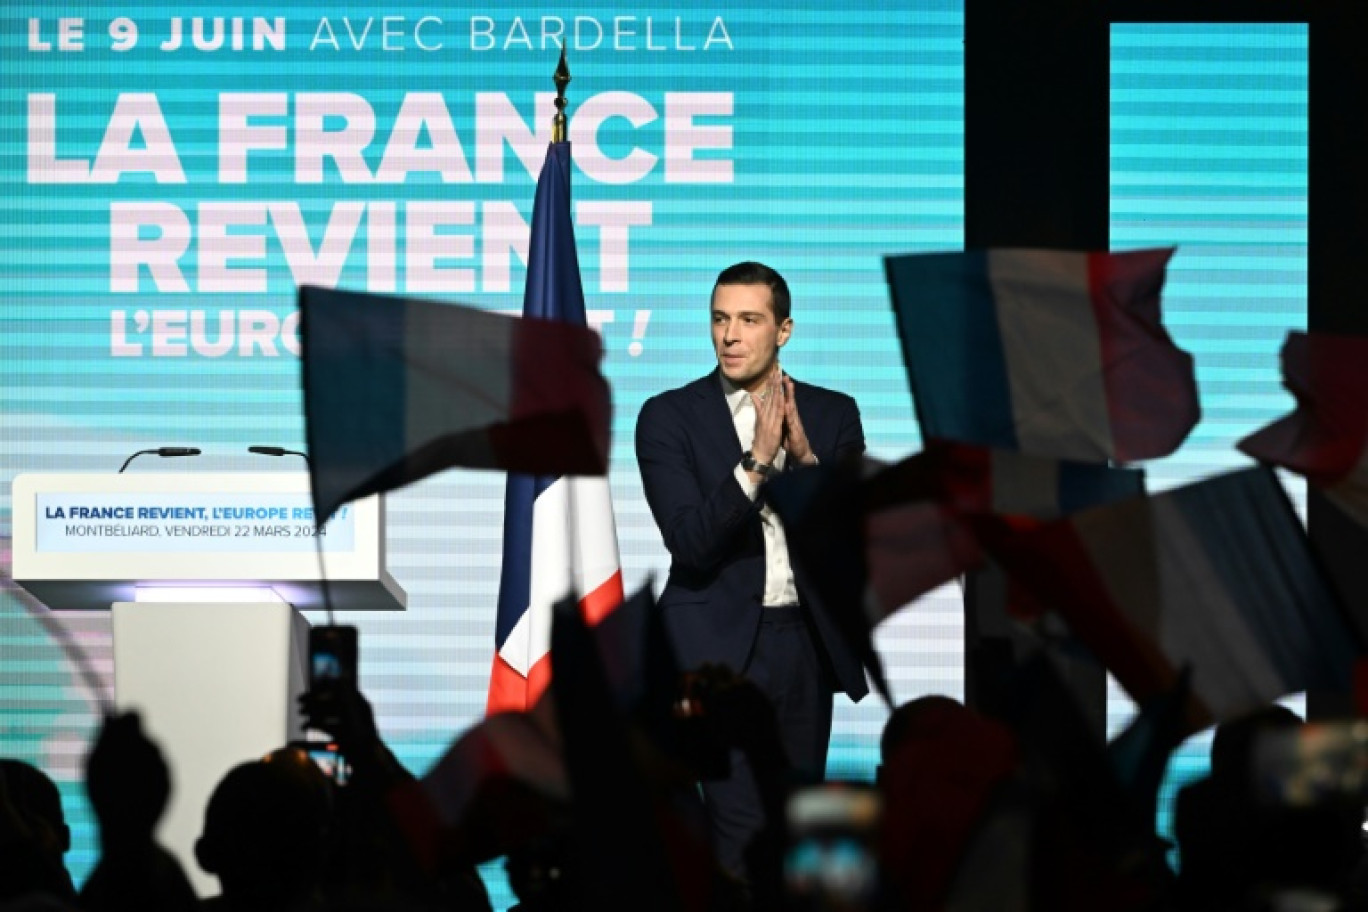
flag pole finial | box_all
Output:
[553,44,570,143]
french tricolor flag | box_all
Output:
[488,141,624,715]
[766,442,1141,705]
[1239,331,1368,527]
[300,286,611,526]
[976,467,1361,729]
[862,441,1144,622]
[885,248,1199,464]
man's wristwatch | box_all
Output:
[741,450,777,478]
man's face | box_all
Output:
[711,282,792,392]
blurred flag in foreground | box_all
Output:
[550,594,699,910]
[300,285,610,525]
[391,583,711,906]
[976,467,1361,730]
[860,441,1142,621]
[490,140,624,714]
[885,247,1197,463]
[1239,330,1368,527]
[389,706,569,868]
[767,442,1141,703]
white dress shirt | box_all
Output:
[722,375,801,607]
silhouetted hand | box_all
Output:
[298,685,410,789]
[299,684,378,756]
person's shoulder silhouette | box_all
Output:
[0,758,77,902]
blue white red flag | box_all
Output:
[766,442,1141,706]
[300,285,610,525]
[885,247,1198,464]
[861,441,1143,623]
[976,467,1360,729]
[768,441,1142,630]
[488,142,624,714]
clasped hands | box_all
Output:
[749,365,815,470]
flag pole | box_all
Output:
[551,42,582,611]
[553,44,570,143]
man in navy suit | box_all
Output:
[635,261,868,877]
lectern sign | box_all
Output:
[10,473,404,612]
[35,493,356,553]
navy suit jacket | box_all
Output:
[635,370,869,701]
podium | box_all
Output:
[10,473,406,895]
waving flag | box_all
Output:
[301,286,610,524]
[766,442,1141,704]
[1239,331,1368,527]
[392,584,697,880]
[885,247,1198,463]
[489,141,624,714]
[976,467,1361,729]
[765,441,1142,626]
[550,596,698,910]
[861,441,1143,620]
[388,706,569,869]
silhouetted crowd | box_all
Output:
[5,660,1368,911]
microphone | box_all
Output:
[118,447,202,473]
[248,445,312,466]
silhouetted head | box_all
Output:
[1210,703,1303,787]
[875,695,1019,910]
[1177,704,1362,905]
[877,695,969,782]
[196,747,334,906]
[84,713,170,843]
[0,759,70,856]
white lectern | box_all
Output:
[10,473,406,895]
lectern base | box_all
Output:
[111,601,309,897]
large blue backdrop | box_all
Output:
[0,4,1307,903]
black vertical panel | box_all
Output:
[964,1,1109,250]
[1307,6,1368,336]
[962,0,1111,735]
[1305,6,1368,720]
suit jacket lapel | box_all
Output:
[691,370,744,466]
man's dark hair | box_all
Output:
[713,261,791,323]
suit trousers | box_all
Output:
[700,604,834,879]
